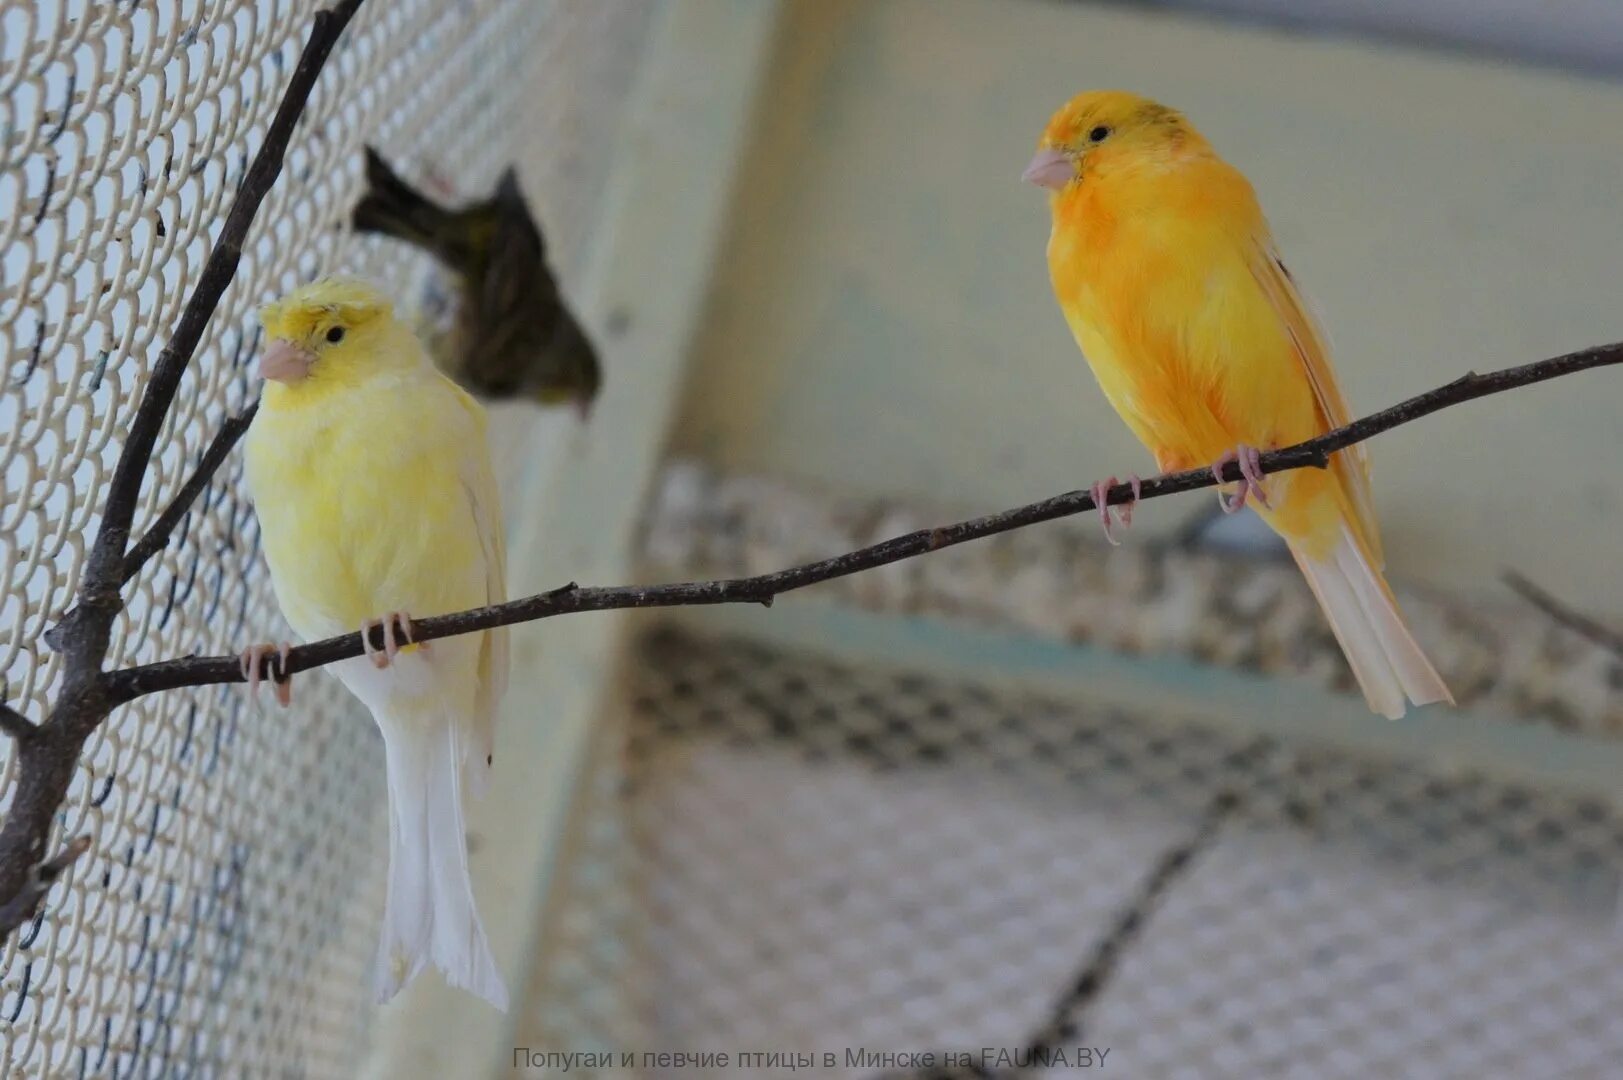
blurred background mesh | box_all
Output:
[524,624,1623,1079]
[5,0,1623,1077]
[0,1,652,1075]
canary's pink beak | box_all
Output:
[259,339,315,383]
[1023,147,1074,190]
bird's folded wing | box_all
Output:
[1248,238,1384,566]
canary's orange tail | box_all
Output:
[1289,523,1453,719]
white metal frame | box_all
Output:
[360,2,787,1075]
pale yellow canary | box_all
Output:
[1027,91,1451,718]
[242,277,509,1008]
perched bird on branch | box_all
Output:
[1026,90,1452,719]
[352,147,601,415]
[240,278,509,1009]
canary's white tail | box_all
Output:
[374,719,508,1010]
[1290,524,1453,720]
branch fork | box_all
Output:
[0,0,368,940]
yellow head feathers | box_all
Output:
[257,277,419,398]
[259,276,392,342]
[1024,90,1207,192]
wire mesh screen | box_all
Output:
[1,1,654,1074]
[523,624,1623,1079]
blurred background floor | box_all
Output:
[521,619,1623,1078]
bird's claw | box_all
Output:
[362,611,422,669]
[1089,474,1143,546]
[1122,473,1143,527]
[238,642,293,708]
[1211,445,1269,514]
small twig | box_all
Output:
[121,403,259,584]
[1503,570,1623,659]
[0,836,91,934]
[1013,791,1238,1069]
[0,703,37,742]
[103,341,1623,702]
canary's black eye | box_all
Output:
[1088,125,1112,143]
[325,326,345,344]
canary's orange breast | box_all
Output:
[1047,151,1358,557]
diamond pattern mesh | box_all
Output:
[524,625,1623,1079]
[1,2,654,1075]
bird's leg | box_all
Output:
[1119,473,1143,528]
[1088,474,1144,546]
[362,615,390,669]
[1210,451,1246,513]
[391,611,428,654]
[362,611,424,670]
[271,642,292,707]
[1235,444,1270,509]
[1090,477,1120,546]
[238,641,294,708]
[1210,446,1269,514]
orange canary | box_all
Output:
[1026,90,1451,718]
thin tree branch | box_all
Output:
[1013,791,1238,1070]
[0,703,37,743]
[870,791,1239,1080]
[1503,570,1623,659]
[105,340,1623,704]
[121,403,259,585]
[0,836,91,936]
[55,0,363,637]
[0,1,365,942]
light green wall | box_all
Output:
[675,0,1623,608]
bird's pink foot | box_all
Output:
[238,641,293,708]
[361,611,423,670]
[1210,445,1269,514]
[1120,473,1143,528]
[1089,474,1144,546]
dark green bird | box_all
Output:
[352,147,602,414]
